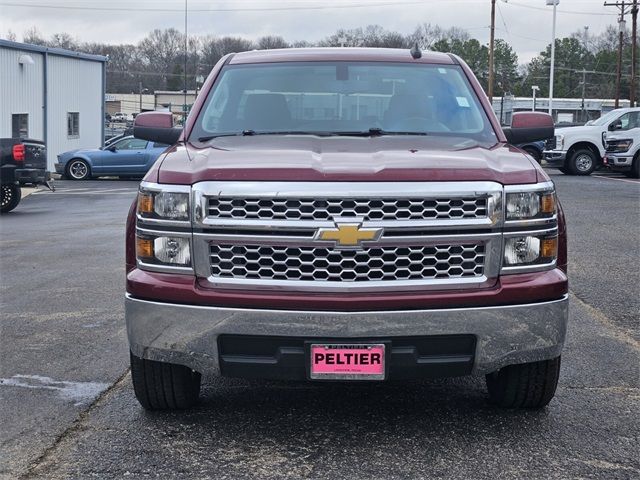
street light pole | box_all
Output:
[488,0,496,102]
[547,0,559,118]
[184,0,188,123]
[616,15,627,108]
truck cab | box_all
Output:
[126,48,566,411]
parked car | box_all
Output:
[604,129,640,178]
[516,140,544,163]
[55,136,169,180]
[125,47,566,412]
[543,107,640,175]
[0,138,51,213]
[111,112,129,123]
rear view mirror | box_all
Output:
[503,112,554,145]
[133,112,182,145]
[609,120,622,131]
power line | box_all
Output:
[506,1,617,16]
[0,0,437,12]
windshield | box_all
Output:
[590,109,622,126]
[190,62,497,145]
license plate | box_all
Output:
[309,344,385,380]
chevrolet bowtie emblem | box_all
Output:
[315,222,382,248]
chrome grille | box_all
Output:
[210,243,485,282]
[207,197,488,221]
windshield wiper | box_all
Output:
[197,130,258,142]
[197,128,428,142]
[334,128,428,137]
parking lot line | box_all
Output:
[592,175,640,184]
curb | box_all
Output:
[21,187,38,198]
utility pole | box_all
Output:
[488,0,496,102]
[605,1,631,108]
[632,0,638,106]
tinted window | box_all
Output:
[616,111,640,130]
[12,114,28,139]
[152,142,170,148]
[67,112,79,138]
[192,62,496,145]
[113,138,148,150]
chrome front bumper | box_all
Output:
[605,154,633,169]
[542,150,567,167]
[126,294,569,375]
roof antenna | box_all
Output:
[410,42,422,59]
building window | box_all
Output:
[12,114,28,139]
[67,112,80,138]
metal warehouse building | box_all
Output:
[0,40,107,170]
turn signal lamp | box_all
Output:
[137,192,154,214]
[541,237,558,259]
[540,193,556,215]
[136,236,154,259]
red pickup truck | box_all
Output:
[126,48,567,411]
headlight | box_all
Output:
[607,139,633,153]
[503,234,557,267]
[505,189,556,221]
[555,134,564,150]
[138,188,190,221]
[136,234,191,267]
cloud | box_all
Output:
[0,0,617,65]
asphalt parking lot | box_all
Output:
[1,172,638,480]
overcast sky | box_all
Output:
[0,0,620,64]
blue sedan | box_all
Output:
[55,136,169,180]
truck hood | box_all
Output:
[155,136,540,185]
[556,125,600,136]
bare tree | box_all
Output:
[200,35,254,69]
[138,29,184,89]
[49,33,78,50]
[256,35,289,50]
[23,26,47,45]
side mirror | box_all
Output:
[503,112,554,145]
[107,145,117,152]
[609,120,622,131]
[133,112,182,145]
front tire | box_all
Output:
[66,158,91,180]
[130,351,201,410]
[1,183,22,213]
[523,147,542,164]
[630,155,640,178]
[485,356,561,408]
[567,149,597,176]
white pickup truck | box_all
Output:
[543,107,640,175]
[604,125,640,178]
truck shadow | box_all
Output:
[143,375,553,445]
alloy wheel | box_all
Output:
[69,160,88,180]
